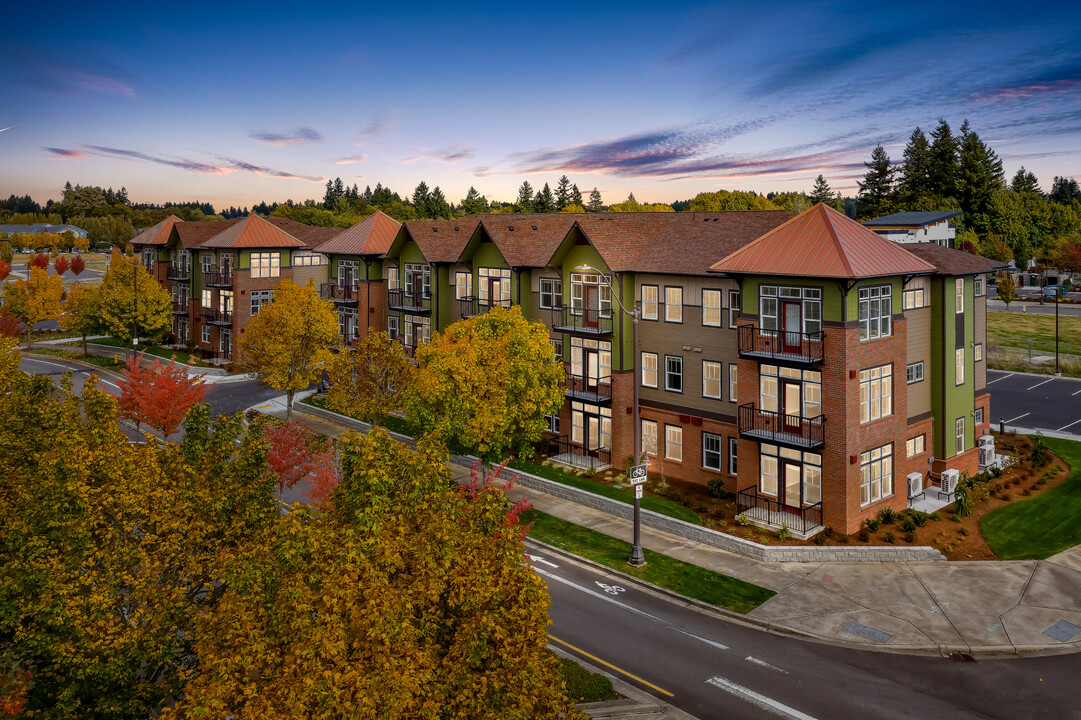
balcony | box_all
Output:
[736,488,823,537]
[203,269,233,289]
[388,289,431,313]
[321,283,359,306]
[167,265,191,282]
[201,308,233,326]
[738,326,823,367]
[457,296,513,319]
[737,403,825,450]
[172,300,191,316]
[565,373,612,404]
[551,306,613,336]
[546,435,611,471]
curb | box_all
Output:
[21,351,125,381]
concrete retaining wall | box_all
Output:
[81,343,228,376]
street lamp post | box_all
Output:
[584,265,645,566]
[131,254,139,354]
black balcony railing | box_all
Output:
[172,300,191,315]
[546,435,611,470]
[737,403,825,450]
[201,308,233,326]
[457,296,512,319]
[166,266,190,282]
[565,374,613,403]
[203,269,233,289]
[321,283,359,305]
[736,488,823,535]
[388,289,431,312]
[738,325,824,365]
[551,305,613,335]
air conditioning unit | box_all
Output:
[940,469,960,499]
[907,472,925,501]
[979,447,995,468]
[978,435,995,449]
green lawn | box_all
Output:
[988,312,1081,353]
[522,509,774,614]
[509,458,702,526]
[981,437,1081,560]
[84,337,193,364]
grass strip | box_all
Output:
[509,458,702,526]
[86,337,192,364]
[981,437,1081,560]
[24,347,123,369]
[301,395,415,436]
[988,312,1081,353]
[522,508,774,614]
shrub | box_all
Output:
[904,532,916,543]
[883,532,896,544]
[910,511,929,527]
[990,466,1003,478]
[823,526,834,537]
[858,528,870,542]
[707,478,728,499]
[813,534,826,545]
[865,518,880,532]
[954,485,973,517]
[736,513,750,526]
[1031,435,1049,469]
[1037,478,1047,485]
[836,533,849,544]
[878,507,897,525]
[557,656,615,703]
[958,527,969,536]
[901,518,917,533]
[777,524,790,542]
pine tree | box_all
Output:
[428,186,451,219]
[957,121,1004,230]
[587,188,604,213]
[555,175,572,211]
[1010,167,1041,195]
[857,145,896,219]
[571,184,583,207]
[928,119,959,199]
[897,127,932,205]
[1049,176,1081,205]
[808,175,840,208]
[515,181,534,213]
[534,183,556,213]
[460,187,488,215]
[412,181,431,218]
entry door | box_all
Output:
[781,462,802,508]
[585,350,599,391]
[178,318,188,342]
[586,414,601,455]
[411,322,424,349]
[340,266,354,294]
[781,300,802,353]
[488,278,501,308]
[781,380,802,434]
[584,285,599,327]
[219,254,233,277]
[413,272,424,307]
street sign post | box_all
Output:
[634,485,643,499]
[629,464,648,485]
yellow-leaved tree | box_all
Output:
[57,281,102,355]
[238,279,340,418]
[94,249,173,341]
[170,428,584,720]
[1,266,64,347]
[326,330,415,427]
[406,305,565,463]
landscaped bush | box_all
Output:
[883,531,896,543]
[556,656,616,703]
[901,518,917,533]
[707,478,728,499]
[865,518,880,532]
[878,507,897,525]
[857,528,870,542]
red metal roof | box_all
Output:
[201,214,304,249]
[709,204,937,279]
[131,215,182,246]
[316,211,401,256]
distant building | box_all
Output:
[0,223,89,239]
[862,211,961,247]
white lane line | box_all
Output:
[1028,378,1055,390]
[1003,413,1030,425]
[706,676,818,720]
[526,554,559,568]
[25,358,72,370]
[1073,388,1081,396]
[1057,418,1081,432]
[986,374,1013,385]
[745,655,788,674]
[534,568,729,651]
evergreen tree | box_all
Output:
[460,187,488,215]
[1010,167,1041,195]
[897,127,932,205]
[322,180,336,210]
[956,121,1004,231]
[808,175,840,208]
[364,185,373,203]
[534,183,556,213]
[857,145,897,219]
[515,181,535,213]
[587,188,604,213]
[428,186,451,219]
[928,119,959,199]
[412,181,432,218]
[555,175,572,210]
[571,184,583,207]
[1049,176,1081,205]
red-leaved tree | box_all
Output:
[265,420,338,504]
[29,254,48,270]
[461,458,533,540]
[0,308,22,339]
[116,354,209,438]
[0,260,10,282]
[70,256,85,276]
[0,667,31,718]
[54,256,70,276]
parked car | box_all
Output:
[1042,284,1066,299]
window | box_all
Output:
[955,417,965,454]
[760,444,778,496]
[219,290,233,315]
[956,348,965,385]
[760,364,778,413]
[570,272,611,317]
[177,249,190,272]
[859,364,892,423]
[571,401,611,449]
[142,248,155,270]
[219,329,232,355]
[201,289,212,309]
[387,266,399,290]
[478,267,510,306]
[570,337,611,383]
[201,325,210,343]
[703,433,723,471]
[250,252,280,278]
[665,286,683,323]
[907,362,924,384]
[540,277,562,308]
[858,285,892,340]
[975,407,984,425]
[955,277,965,314]
[974,343,983,362]
[455,271,473,299]
[642,419,658,456]
[702,361,722,399]
[550,336,563,359]
[759,285,821,333]
[728,438,738,475]
[803,369,822,419]
[339,307,358,341]
[641,352,658,388]
[906,435,925,458]
[250,289,273,315]
[293,252,322,267]
[545,413,560,433]
[387,315,399,340]
[803,454,822,505]
[728,290,741,328]
[201,253,213,274]
[405,263,433,300]
[729,363,738,403]
[974,276,984,296]
[903,287,925,310]
[641,285,658,320]
[860,444,893,505]
[702,289,722,326]
[665,424,683,461]
[404,314,431,347]
[665,355,683,392]
[337,260,359,288]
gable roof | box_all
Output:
[710,203,936,279]
[398,220,475,263]
[476,215,578,267]
[173,218,243,249]
[201,214,304,249]
[316,211,401,256]
[261,217,346,249]
[900,243,1006,276]
[131,215,182,246]
[862,210,962,228]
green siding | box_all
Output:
[559,245,630,371]
[739,277,844,321]
[929,275,975,460]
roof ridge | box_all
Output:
[820,204,857,277]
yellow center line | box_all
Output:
[548,634,673,697]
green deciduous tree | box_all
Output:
[685,189,781,212]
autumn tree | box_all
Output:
[0,260,9,282]
[117,353,209,438]
[239,279,340,419]
[2,266,63,347]
[53,255,70,276]
[95,248,173,341]
[0,308,23,339]
[57,282,101,355]
[684,189,780,212]
[29,253,48,270]
[997,275,1017,310]
[171,428,583,720]
[407,305,564,462]
[326,330,415,427]
[70,255,86,276]
[263,419,338,503]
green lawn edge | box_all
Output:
[84,337,193,364]
[522,508,774,614]
[981,437,1081,560]
[509,458,702,526]
[299,395,414,436]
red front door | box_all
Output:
[584,285,599,328]
[412,272,424,307]
[781,380,801,435]
[781,300,801,353]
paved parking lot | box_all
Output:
[987,369,1081,440]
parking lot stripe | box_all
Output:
[1004,413,1030,424]
[1057,419,1081,432]
[1073,388,1081,396]
[987,374,1012,385]
[1027,378,1055,390]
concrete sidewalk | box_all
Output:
[275,400,1081,658]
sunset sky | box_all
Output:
[2,0,1079,211]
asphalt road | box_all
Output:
[987,369,1081,438]
[536,544,1081,720]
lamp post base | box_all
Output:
[628,496,645,566]
[628,546,646,566]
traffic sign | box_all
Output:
[629,464,648,485]
[634,485,643,500]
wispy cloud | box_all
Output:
[0,124,21,133]
[46,144,325,182]
[353,110,396,145]
[334,154,367,165]
[2,47,135,98]
[968,60,1081,102]
[400,145,474,164]
[44,147,88,158]
[250,127,324,145]
[215,155,325,181]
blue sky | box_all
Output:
[2,1,1079,210]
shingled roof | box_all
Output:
[710,204,936,279]
[317,211,401,256]
[900,243,1007,275]
[262,217,346,250]
[477,215,578,267]
[131,215,182,246]
[173,218,243,250]
[201,214,305,249]
[400,220,475,263]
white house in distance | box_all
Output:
[862,211,961,247]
